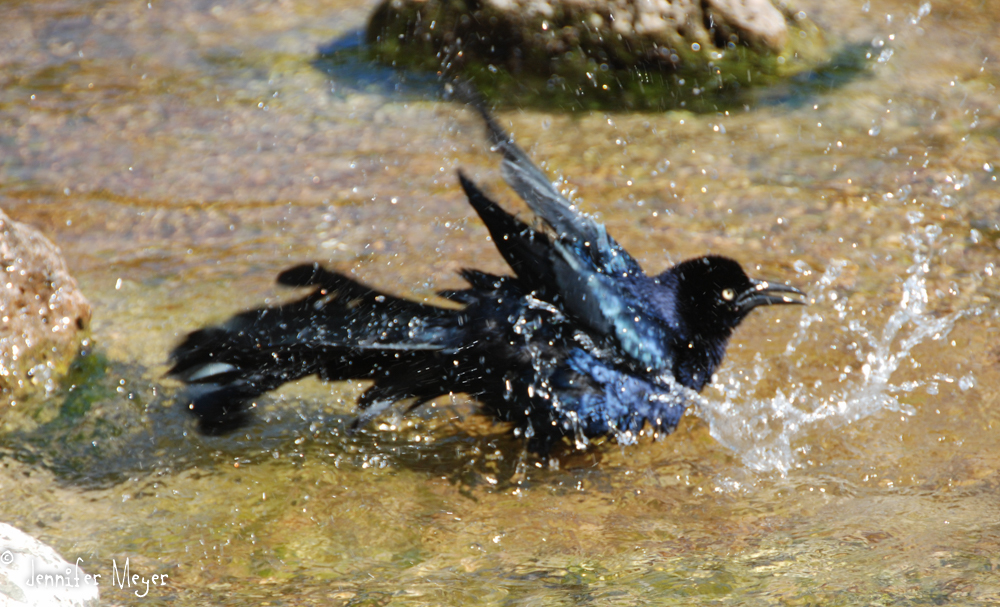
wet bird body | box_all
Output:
[169,100,803,452]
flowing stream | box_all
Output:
[1,0,999,604]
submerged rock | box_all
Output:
[366,0,831,110]
[0,209,91,401]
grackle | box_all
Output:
[169,97,805,453]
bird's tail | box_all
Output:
[168,263,463,434]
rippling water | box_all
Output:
[1,0,999,604]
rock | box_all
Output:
[0,522,100,607]
[365,0,831,110]
[0,209,91,401]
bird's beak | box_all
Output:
[737,279,807,311]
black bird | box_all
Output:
[169,102,804,452]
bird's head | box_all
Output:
[658,255,805,390]
[671,255,805,337]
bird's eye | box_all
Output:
[721,288,736,301]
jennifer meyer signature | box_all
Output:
[1,549,169,598]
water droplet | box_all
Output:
[959,374,975,391]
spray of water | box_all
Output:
[696,222,970,473]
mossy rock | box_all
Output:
[365,0,834,111]
[0,208,90,403]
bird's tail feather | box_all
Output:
[169,263,463,433]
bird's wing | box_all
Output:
[552,244,675,371]
[458,172,558,291]
[459,173,674,370]
[457,86,644,279]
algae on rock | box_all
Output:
[365,0,832,110]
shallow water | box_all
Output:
[1,0,999,604]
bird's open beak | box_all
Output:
[737,279,807,311]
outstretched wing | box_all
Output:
[453,86,676,370]
[459,171,675,371]
[458,171,558,292]
[453,82,644,279]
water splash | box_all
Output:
[697,223,968,473]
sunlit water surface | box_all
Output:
[1,0,999,604]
